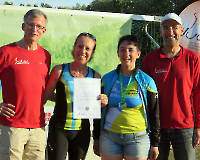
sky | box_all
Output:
[0,0,93,8]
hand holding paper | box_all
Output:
[97,94,108,107]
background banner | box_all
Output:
[0,5,132,107]
[180,1,200,55]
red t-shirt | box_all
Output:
[0,43,51,128]
[142,46,200,129]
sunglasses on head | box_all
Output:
[78,32,96,41]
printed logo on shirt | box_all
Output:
[67,81,74,83]
[155,68,167,74]
[15,58,30,64]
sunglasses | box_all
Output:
[78,32,96,41]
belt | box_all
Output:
[102,128,149,139]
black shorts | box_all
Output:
[47,120,90,160]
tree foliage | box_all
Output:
[2,0,192,14]
[41,3,52,8]
[58,6,67,9]
[72,3,86,10]
[86,0,190,16]
[4,1,13,5]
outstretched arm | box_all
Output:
[44,65,62,104]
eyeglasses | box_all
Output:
[161,25,182,31]
[78,32,96,41]
[25,22,45,30]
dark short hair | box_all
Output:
[24,9,48,27]
[118,35,141,51]
[71,32,97,62]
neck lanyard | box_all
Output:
[119,67,134,102]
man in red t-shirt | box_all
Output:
[0,9,51,160]
[142,13,200,160]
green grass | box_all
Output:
[169,147,200,160]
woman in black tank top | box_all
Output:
[44,33,108,160]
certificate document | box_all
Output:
[73,78,101,119]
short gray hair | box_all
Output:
[24,9,48,27]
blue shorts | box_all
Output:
[99,129,150,158]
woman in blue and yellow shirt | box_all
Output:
[93,35,160,160]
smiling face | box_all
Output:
[73,36,96,65]
[22,15,46,43]
[118,40,140,69]
[160,19,183,47]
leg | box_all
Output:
[124,156,147,160]
[99,129,123,160]
[171,128,196,160]
[23,128,46,160]
[0,125,29,160]
[123,130,150,160]
[47,126,69,160]
[157,129,170,160]
[101,153,123,160]
[68,128,90,160]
